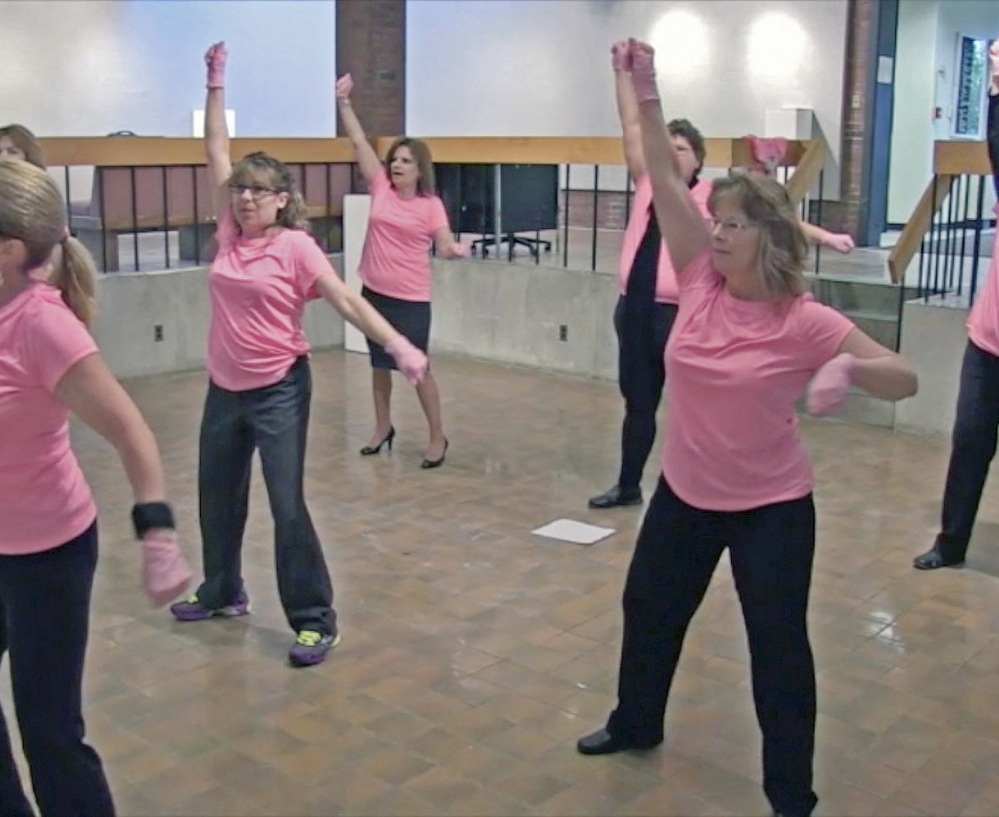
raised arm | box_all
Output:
[611,41,646,179]
[988,40,999,195]
[628,39,710,275]
[335,73,385,187]
[204,42,232,218]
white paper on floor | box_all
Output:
[532,518,616,546]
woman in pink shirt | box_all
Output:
[576,41,917,817]
[914,41,999,571]
[0,160,189,817]
[589,40,713,510]
[336,73,469,468]
[169,44,427,668]
[0,123,45,168]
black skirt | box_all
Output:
[361,285,432,370]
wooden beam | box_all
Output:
[887,174,954,283]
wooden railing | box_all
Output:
[32,134,827,273]
[38,134,822,173]
[887,140,990,284]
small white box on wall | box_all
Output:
[192,109,236,137]
[763,107,814,140]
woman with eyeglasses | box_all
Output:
[168,43,428,668]
[336,72,469,469]
[576,40,917,817]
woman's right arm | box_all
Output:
[611,41,646,180]
[629,39,710,275]
[335,73,385,187]
[204,41,232,218]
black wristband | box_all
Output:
[131,502,175,538]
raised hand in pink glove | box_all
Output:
[385,334,429,385]
[142,530,193,608]
[205,41,227,89]
[806,353,856,416]
[627,38,659,103]
[611,40,631,73]
[335,73,354,101]
[824,232,856,254]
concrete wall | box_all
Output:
[429,259,619,380]
[894,299,967,438]
[93,254,968,442]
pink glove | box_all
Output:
[806,353,856,417]
[628,39,659,103]
[385,334,429,385]
[205,41,227,89]
[335,73,353,101]
[611,41,631,73]
[142,530,193,607]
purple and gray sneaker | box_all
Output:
[288,630,341,667]
[169,590,251,622]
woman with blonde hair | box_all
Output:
[169,43,427,668]
[336,73,469,468]
[0,159,190,816]
[0,123,45,168]
[576,40,917,817]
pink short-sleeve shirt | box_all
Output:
[662,252,855,511]
[207,210,331,392]
[358,172,451,302]
[966,204,999,357]
[617,176,713,304]
[0,283,99,554]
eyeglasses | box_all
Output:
[228,183,281,200]
[707,217,755,235]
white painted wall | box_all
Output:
[407,0,848,194]
[0,0,336,138]
[888,0,939,225]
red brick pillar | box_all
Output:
[835,0,875,238]
[335,0,405,138]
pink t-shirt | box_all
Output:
[0,283,99,555]
[617,176,713,304]
[207,209,329,392]
[966,203,999,356]
[358,172,450,302]
[662,252,855,511]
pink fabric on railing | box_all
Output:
[745,135,788,174]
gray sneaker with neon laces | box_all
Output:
[288,630,340,667]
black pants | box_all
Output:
[0,522,115,817]
[607,477,818,817]
[196,356,336,636]
[935,341,999,562]
[614,298,677,492]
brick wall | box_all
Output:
[835,0,873,237]
[335,0,405,138]
[561,189,635,230]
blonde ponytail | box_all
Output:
[48,237,97,327]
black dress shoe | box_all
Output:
[576,728,661,755]
[913,546,965,570]
[588,486,643,509]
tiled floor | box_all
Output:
[6,349,999,816]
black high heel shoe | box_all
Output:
[360,426,395,456]
[421,438,448,469]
